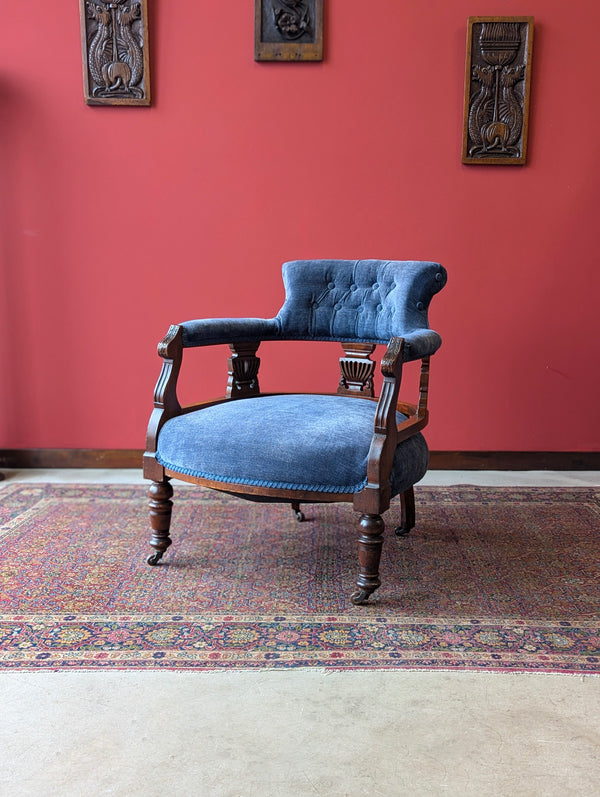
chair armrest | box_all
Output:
[180,318,280,348]
[178,318,438,357]
[402,329,442,361]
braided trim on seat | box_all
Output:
[156,456,368,494]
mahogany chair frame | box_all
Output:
[143,325,432,604]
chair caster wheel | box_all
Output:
[291,502,305,522]
[146,552,164,566]
[351,589,372,605]
[394,525,411,537]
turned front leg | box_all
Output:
[351,513,385,604]
[147,480,173,565]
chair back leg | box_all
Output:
[395,486,416,537]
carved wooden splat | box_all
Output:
[80,0,151,106]
[227,342,261,398]
[337,343,376,397]
[462,17,534,165]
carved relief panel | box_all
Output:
[255,0,323,61]
[80,0,151,106]
[462,17,533,165]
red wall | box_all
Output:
[1,1,599,452]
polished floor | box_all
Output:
[1,470,599,797]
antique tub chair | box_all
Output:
[143,259,447,604]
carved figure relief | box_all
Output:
[273,1,312,40]
[462,17,533,165]
[255,0,323,61]
[80,0,151,105]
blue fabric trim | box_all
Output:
[266,335,390,345]
[156,456,367,494]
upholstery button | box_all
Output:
[435,272,444,282]
[372,283,379,290]
[328,282,335,290]
[357,306,363,313]
[377,304,383,312]
[416,301,425,311]
[350,284,358,291]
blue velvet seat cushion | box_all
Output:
[156,395,428,496]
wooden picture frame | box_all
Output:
[80,0,151,106]
[255,0,323,61]
[462,17,534,165]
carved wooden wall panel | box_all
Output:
[80,0,151,106]
[255,0,323,61]
[462,17,533,165]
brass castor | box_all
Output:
[350,589,372,605]
[146,552,164,566]
[291,501,305,522]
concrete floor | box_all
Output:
[1,470,599,797]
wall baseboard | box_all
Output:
[0,449,598,471]
[0,449,143,469]
[429,451,600,470]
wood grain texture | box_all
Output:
[80,0,151,105]
[462,17,533,165]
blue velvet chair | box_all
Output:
[144,259,447,603]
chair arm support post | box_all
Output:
[355,337,404,514]
[144,325,183,460]
[393,357,431,443]
[153,324,184,415]
[417,356,431,419]
[375,337,404,435]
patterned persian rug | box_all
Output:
[0,483,598,672]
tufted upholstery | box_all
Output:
[180,259,446,361]
[277,259,446,348]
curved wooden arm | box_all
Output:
[145,325,183,456]
[355,338,404,513]
[374,337,404,436]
